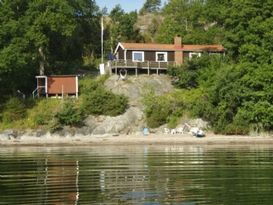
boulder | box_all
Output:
[35,129,48,138]
[188,118,209,129]
[0,133,10,140]
[92,107,144,135]
[55,126,76,137]
[104,75,174,106]
[0,129,18,140]
[76,126,96,136]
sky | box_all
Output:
[96,0,166,13]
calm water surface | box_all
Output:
[1,145,273,204]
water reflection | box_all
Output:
[1,145,273,204]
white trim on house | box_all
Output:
[156,52,168,62]
[132,51,145,62]
[75,75,79,98]
[114,42,125,54]
[124,49,127,61]
[45,76,48,94]
[189,52,201,59]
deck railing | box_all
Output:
[111,60,175,69]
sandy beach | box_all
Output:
[1,132,273,146]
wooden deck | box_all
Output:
[110,60,175,76]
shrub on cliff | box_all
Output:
[55,101,84,126]
[142,89,185,128]
[81,87,128,116]
[2,97,26,124]
[80,77,128,116]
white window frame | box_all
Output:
[189,52,201,59]
[156,52,168,62]
[132,51,144,62]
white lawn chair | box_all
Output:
[171,129,176,135]
[176,127,184,134]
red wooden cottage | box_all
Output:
[111,36,225,75]
[33,75,79,98]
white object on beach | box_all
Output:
[196,129,204,137]
[171,129,176,135]
[176,127,184,134]
[190,127,199,136]
[190,127,205,137]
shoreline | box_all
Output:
[1,132,273,146]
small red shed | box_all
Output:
[33,75,79,98]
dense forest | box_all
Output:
[0,0,272,134]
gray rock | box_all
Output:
[0,129,18,139]
[84,116,97,127]
[35,129,48,138]
[55,126,76,137]
[188,118,209,129]
[104,75,174,106]
[0,133,10,140]
[76,126,95,136]
[92,107,144,135]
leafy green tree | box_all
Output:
[155,0,224,44]
[140,0,161,14]
[105,5,143,53]
[222,0,273,63]
[0,0,101,100]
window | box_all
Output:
[156,52,168,62]
[132,51,144,62]
[189,52,201,59]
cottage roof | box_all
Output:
[116,42,225,53]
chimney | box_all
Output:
[174,35,184,65]
[174,35,182,48]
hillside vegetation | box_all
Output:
[0,76,128,132]
[0,0,273,134]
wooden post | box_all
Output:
[135,68,138,76]
[148,61,150,75]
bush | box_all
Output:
[82,87,128,116]
[2,97,26,123]
[142,89,184,128]
[80,78,128,116]
[168,54,223,89]
[55,101,84,126]
[145,99,172,128]
[190,62,273,135]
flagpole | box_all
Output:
[101,16,104,63]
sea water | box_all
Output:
[1,145,273,204]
